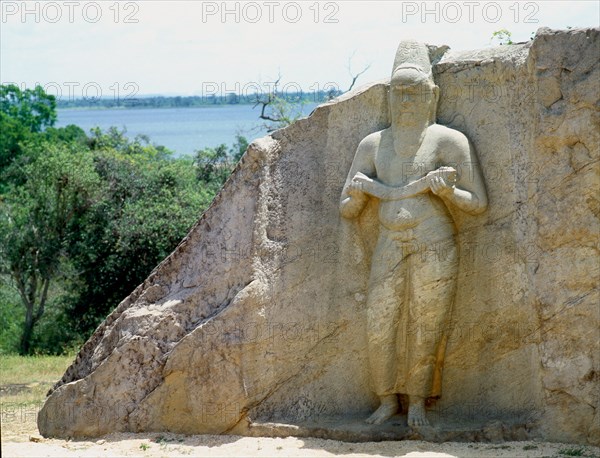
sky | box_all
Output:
[1,1,599,99]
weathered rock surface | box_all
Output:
[39,28,599,444]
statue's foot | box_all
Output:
[407,396,430,427]
[365,395,398,425]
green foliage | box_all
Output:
[87,126,170,159]
[27,265,86,355]
[0,85,57,172]
[43,124,88,146]
[194,144,231,186]
[491,29,513,45]
[253,80,310,132]
[559,447,586,457]
[0,84,56,133]
[262,96,308,131]
[1,142,101,282]
[231,134,249,162]
[0,285,23,354]
[0,141,101,354]
[194,134,248,190]
[0,111,29,173]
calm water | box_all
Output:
[56,103,319,157]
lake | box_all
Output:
[56,103,319,157]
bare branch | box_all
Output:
[347,51,372,92]
[252,73,298,130]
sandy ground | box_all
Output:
[3,363,598,457]
[2,409,599,458]
[3,431,600,458]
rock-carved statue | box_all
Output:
[340,40,488,427]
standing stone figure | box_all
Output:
[340,41,488,427]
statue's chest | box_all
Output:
[374,142,439,185]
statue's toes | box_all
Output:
[410,417,429,427]
[372,415,386,425]
[365,413,379,424]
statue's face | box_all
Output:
[390,82,437,125]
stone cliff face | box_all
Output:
[39,28,599,444]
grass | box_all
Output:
[0,354,74,441]
[0,354,74,385]
[0,354,73,404]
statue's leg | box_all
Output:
[365,233,408,425]
[404,238,458,427]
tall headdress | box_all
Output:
[391,40,434,87]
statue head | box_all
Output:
[390,41,439,127]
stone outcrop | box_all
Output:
[39,28,599,445]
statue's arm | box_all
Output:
[340,137,376,219]
[349,173,401,200]
[432,133,488,215]
[354,167,457,200]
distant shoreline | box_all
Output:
[56,92,337,111]
[56,104,252,111]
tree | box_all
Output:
[0,84,57,171]
[0,84,56,133]
[194,135,248,188]
[0,142,100,354]
[231,134,248,162]
[252,75,308,132]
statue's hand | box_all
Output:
[346,181,364,197]
[352,171,373,184]
[347,171,373,196]
[427,168,456,197]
